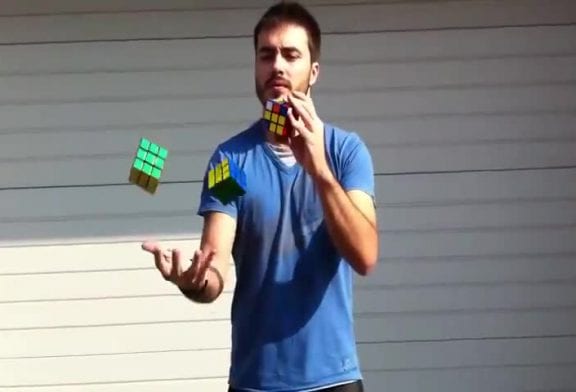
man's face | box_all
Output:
[254,23,319,105]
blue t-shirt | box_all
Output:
[197,119,375,391]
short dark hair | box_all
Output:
[253,1,321,62]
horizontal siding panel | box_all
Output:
[2,337,575,387]
[354,113,576,147]
[355,283,576,314]
[0,349,230,386]
[358,254,576,288]
[378,200,576,232]
[1,169,576,245]
[0,294,232,329]
[1,87,576,187]
[2,252,574,299]
[380,226,576,258]
[357,310,576,343]
[0,267,236,303]
[1,1,575,44]
[1,85,572,132]
[0,321,231,359]
[2,135,575,188]
[1,56,574,105]
[1,25,574,76]
[2,281,576,330]
[359,337,576,371]
[0,240,200,274]
[3,378,229,392]
[364,366,576,392]
[4,309,576,359]
[0,0,380,16]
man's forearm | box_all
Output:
[314,169,378,275]
[179,265,225,303]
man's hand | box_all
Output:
[142,241,215,293]
[286,91,330,180]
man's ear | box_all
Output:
[309,61,320,88]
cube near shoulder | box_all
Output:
[129,137,168,195]
[207,158,246,204]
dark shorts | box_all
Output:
[228,379,364,392]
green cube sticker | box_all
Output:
[140,138,151,150]
[133,159,144,170]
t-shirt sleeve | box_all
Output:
[196,147,239,219]
[339,132,376,200]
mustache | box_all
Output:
[265,76,291,88]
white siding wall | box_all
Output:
[1,0,576,391]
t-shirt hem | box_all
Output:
[229,368,363,392]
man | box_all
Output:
[142,2,378,391]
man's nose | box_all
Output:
[272,53,287,72]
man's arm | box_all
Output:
[314,170,378,276]
[180,211,236,303]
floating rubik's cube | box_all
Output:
[263,98,291,137]
[207,157,246,205]
[129,137,168,194]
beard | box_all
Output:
[255,72,311,106]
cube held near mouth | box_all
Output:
[263,98,292,137]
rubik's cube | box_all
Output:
[129,137,168,194]
[263,98,291,137]
[207,157,246,205]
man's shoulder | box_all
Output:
[324,122,368,155]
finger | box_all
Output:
[193,250,215,287]
[189,250,209,287]
[143,241,171,278]
[170,248,183,283]
[288,107,312,139]
[185,249,203,285]
[141,240,160,254]
[288,92,315,119]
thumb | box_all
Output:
[141,240,160,253]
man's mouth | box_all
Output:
[267,79,290,89]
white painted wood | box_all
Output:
[4,310,576,358]
[0,349,231,386]
[1,56,574,105]
[2,337,575,387]
[1,84,572,132]
[0,25,574,76]
[0,0,387,16]
[356,309,576,343]
[2,281,575,330]
[0,0,575,44]
[0,268,235,304]
[364,367,576,392]
[0,320,232,359]
[1,85,575,188]
[359,253,576,287]
[4,378,230,392]
[2,169,576,244]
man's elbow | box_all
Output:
[353,243,379,276]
